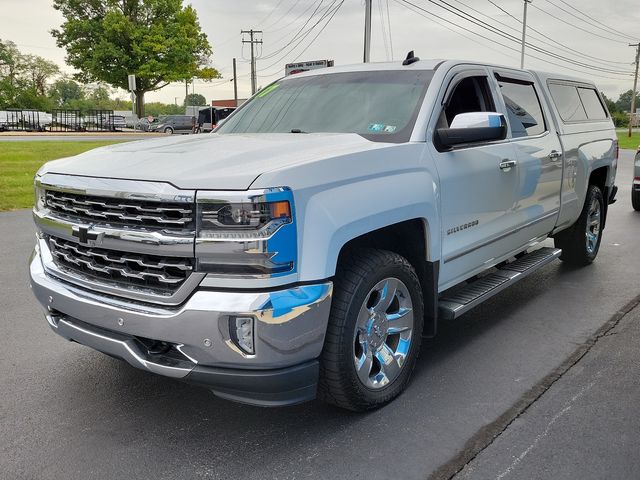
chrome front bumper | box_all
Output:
[29,245,333,406]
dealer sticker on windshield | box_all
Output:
[368,123,396,133]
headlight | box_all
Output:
[195,188,297,277]
[34,176,45,211]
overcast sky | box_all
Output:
[1,0,639,104]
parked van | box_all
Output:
[152,115,195,134]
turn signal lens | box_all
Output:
[270,200,291,219]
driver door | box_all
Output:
[428,68,521,290]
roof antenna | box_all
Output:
[402,50,420,66]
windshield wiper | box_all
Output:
[290,128,307,134]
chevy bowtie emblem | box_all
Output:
[71,225,103,245]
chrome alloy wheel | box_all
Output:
[353,277,414,389]
[585,197,601,254]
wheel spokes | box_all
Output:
[386,307,413,334]
[373,344,402,386]
[355,347,373,384]
[373,278,398,313]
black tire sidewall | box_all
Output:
[329,252,424,406]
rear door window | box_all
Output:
[577,87,608,120]
[548,83,588,122]
[496,78,546,138]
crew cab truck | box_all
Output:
[30,58,617,411]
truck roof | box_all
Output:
[283,58,597,89]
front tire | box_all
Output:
[554,184,604,266]
[164,126,174,134]
[318,249,423,411]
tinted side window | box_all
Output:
[444,76,495,126]
[548,83,587,122]
[577,87,608,120]
[497,80,546,138]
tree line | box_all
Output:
[0,39,210,118]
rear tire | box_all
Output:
[554,184,604,266]
[632,188,640,211]
[318,249,423,411]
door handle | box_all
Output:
[499,159,517,171]
[549,150,562,160]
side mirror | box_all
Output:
[436,112,507,149]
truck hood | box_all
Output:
[42,133,388,190]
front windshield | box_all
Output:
[216,70,434,143]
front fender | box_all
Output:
[296,170,440,281]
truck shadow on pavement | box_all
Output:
[42,261,586,477]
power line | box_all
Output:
[394,0,631,80]
[544,0,638,42]
[258,1,339,69]
[478,0,632,68]
[391,0,520,62]
[255,0,288,28]
[263,0,321,35]
[530,1,630,45]
[260,1,328,60]
[258,0,344,78]
[386,0,395,60]
[378,0,390,61]
[262,0,304,31]
[423,0,632,75]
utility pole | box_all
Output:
[241,29,263,95]
[232,57,238,107]
[363,0,372,63]
[185,79,189,108]
[520,0,532,69]
[629,43,640,138]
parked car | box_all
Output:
[633,146,640,211]
[135,117,159,132]
[30,58,617,411]
[151,115,195,134]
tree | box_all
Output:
[52,0,220,116]
[0,39,60,109]
[601,92,618,114]
[49,78,85,107]
[22,55,60,95]
[615,90,640,113]
[185,93,206,106]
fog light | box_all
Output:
[231,316,255,355]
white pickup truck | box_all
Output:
[30,58,618,411]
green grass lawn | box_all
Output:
[0,141,123,211]
[1,134,638,212]
[617,131,640,151]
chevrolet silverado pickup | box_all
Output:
[30,58,618,411]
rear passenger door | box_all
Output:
[492,69,562,237]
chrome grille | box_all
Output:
[48,236,194,294]
[44,190,194,230]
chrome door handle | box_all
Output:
[549,150,562,160]
[499,159,517,171]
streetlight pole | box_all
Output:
[520,0,532,69]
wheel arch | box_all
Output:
[334,219,439,337]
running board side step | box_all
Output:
[438,247,561,320]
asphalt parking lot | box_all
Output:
[1,151,639,480]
